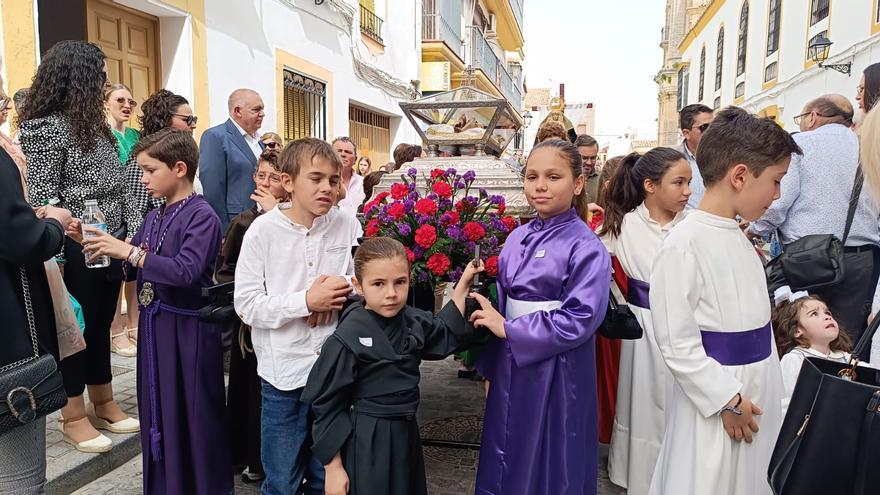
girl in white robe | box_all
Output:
[599,148,692,495]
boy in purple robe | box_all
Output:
[469,139,610,495]
[83,128,231,494]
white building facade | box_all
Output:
[677,0,879,128]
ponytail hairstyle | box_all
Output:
[527,139,590,221]
[598,147,687,238]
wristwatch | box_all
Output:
[721,393,743,416]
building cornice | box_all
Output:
[679,0,726,54]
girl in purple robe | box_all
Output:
[82,128,231,494]
[469,139,611,495]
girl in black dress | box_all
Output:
[302,237,483,495]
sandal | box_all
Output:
[111,330,136,357]
[126,327,138,346]
[87,400,140,434]
[61,415,112,453]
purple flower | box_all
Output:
[446,225,463,241]
[417,271,429,283]
[413,245,426,258]
[446,167,457,176]
[462,170,476,182]
[403,199,415,212]
[398,224,412,236]
[408,191,420,202]
[478,188,488,198]
[454,180,465,189]
[490,195,504,205]
[408,167,418,178]
[417,215,430,224]
[408,182,417,191]
[427,193,438,200]
[449,267,464,283]
[438,198,454,210]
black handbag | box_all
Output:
[0,268,67,437]
[598,277,643,340]
[768,314,880,494]
[765,166,863,294]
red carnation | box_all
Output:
[426,253,451,276]
[432,181,453,198]
[387,202,406,219]
[430,168,447,180]
[462,221,486,241]
[497,203,506,215]
[455,198,475,213]
[365,219,380,237]
[363,200,379,215]
[442,211,460,225]
[501,216,517,232]
[405,247,416,263]
[485,256,499,277]
[415,198,438,216]
[414,224,437,248]
[390,183,409,200]
[375,191,390,202]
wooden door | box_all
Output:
[86,0,159,110]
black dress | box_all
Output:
[301,300,481,495]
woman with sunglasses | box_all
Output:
[260,131,283,150]
[105,83,140,166]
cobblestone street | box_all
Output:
[65,356,617,494]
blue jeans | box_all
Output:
[260,380,324,495]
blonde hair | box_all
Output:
[261,132,283,144]
[103,82,132,101]
[861,106,880,201]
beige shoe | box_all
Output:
[110,331,136,357]
[61,415,113,453]
[87,403,140,434]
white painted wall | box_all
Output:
[680,0,878,128]
[202,0,420,144]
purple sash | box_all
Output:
[700,322,772,366]
[626,278,650,309]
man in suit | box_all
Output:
[200,88,265,230]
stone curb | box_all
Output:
[47,431,141,495]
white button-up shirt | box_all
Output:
[674,139,705,211]
[234,207,360,391]
[232,119,263,159]
[338,172,365,217]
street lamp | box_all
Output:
[808,34,852,76]
[522,110,532,128]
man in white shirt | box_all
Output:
[332,136,365,216]
[200,88,266,230]
[673,104,714,210]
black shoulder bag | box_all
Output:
[598,275,643,340]
[769,312,880,494]
[0,268,67,437]
[765,165,863,293]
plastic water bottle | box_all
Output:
[82,199,111,268]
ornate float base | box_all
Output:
[375,156,531,217]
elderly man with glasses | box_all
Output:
[750,95,880,344]
[673,104,714,210]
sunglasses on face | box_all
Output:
[173,114,198,126]
[115,97,137,108]
[692,123,710,133]
[263,141,278,149]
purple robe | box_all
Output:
[129,195,232,494]
[475,208,610,495]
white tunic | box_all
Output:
[602,204,683,495]
[648,210,784,495]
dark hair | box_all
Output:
[18,41,112,149]
[679,103,714,130]
[139,89,190,138]
[537,122,569,143]
[863,63,880,113]
[258,148,281,172]
[279,137,343,179]
[12,88,29,112]
[772,295,853,356]
[598,148,687,238]
[805,95,854,127]
[696,106,801,186]
[597,155,625,208]
[574,134,598,148]
[393,143,423,170]
[332,136,357,156]
[526,139,589,220]
[131,128,199,181]
[354,237,409,281]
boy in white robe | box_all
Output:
[648,107,802,495]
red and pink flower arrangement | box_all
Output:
[362,167,517,286]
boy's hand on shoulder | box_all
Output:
[721,394,762,443]
[306,275,351,313]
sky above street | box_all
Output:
[523,0,666,145]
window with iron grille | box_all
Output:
[764,61,778,82]
[735,82,745,99]
[349,105,392,168]
[699,47,706,101]
[282,70,327,142]
[677,65,690,111]
[715,27,724,91]
[736,2,749,76]
[766,0,781,55]
[359,0,383,44]
[810,0,829,26]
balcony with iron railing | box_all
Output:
[422,12,463,55]
[467,26,499,86]
[510,0,524,32]
[360,4,383,44]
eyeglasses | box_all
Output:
[263,141,278,149]
[114,97,137,108]
[692,123,711,133]
[173,114,198,126]
[793,111,833,125]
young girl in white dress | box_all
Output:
[599,148,691,495]
[771,286,857,416]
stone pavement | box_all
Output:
[66,356,619,494]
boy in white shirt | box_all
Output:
[648,107,802,495]
[234,138,361,495]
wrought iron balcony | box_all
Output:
[360,4,383,44]
[467,26,498,85]
[422,12,462,54]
